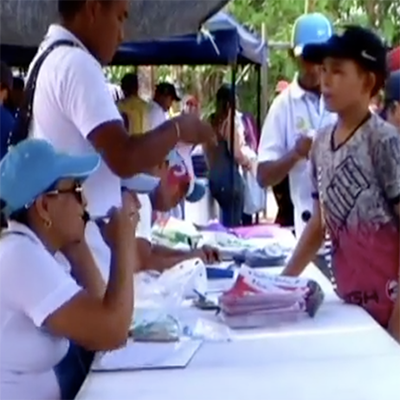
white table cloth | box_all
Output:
[77,264,400,400]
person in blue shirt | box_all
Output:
[0,61,15,160]
[382,70,400,129]
[5,76,25,117]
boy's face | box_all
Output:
[320,57,373,113]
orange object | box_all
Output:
[275,80,289,93]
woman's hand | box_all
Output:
[98,205,139,249]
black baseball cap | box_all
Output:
[155,82,181,101]
[0,61,13,91]
[303,26,387,75]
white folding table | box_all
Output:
[77,264,400,400]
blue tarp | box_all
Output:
[1,12,266,66]
[114,29,240,65]
[116,11,267,65]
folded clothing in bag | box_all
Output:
[233,248,287,268]
[218,267,324,328]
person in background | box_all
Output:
[270,79,295,228]
[118,72,149,135]
[283,26,400,342]
[382,70,400,129]
[257,13,336,239]
[205,85,252,227]
[0,61,15,160]
[0,139,138,400]
[183,95,200,117]
[5,76,25,117]
[148,82,181,130]
[123,188,220,273]
[387,45,400,72]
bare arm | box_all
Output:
[88,119,179,178]
[257,150,301,187]
[388,203,400,342]
[281,200,325,277]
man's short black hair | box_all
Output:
[58,0,113,19]
[121,73,139,97]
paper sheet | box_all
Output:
[92,339,202,372]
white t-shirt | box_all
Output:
[28,24,123,273]
[96,194,153,281]
[0,222,81,400]
[147,100,169,130]
[257,79,336,237]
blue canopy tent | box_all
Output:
[114,11,267,65]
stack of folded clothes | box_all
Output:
[218,267,324,328]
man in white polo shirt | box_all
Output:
[257,13,336,239]
[28,0,215,276]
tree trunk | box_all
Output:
[0,0,230,46]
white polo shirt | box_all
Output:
[258,79,336,237]
[28,24,123,273]
[0,222,81,400]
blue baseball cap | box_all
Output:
[381,70,400,119]
[0,139,100,217]
[291,13,333,57]
[385,70,400,103]
[122,173,161,193]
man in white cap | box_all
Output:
[257,13,336,239]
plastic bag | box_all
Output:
[131,258,207,342]
[243,170,266,215]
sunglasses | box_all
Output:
[46,183,84,204]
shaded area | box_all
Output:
[0,0,229,46]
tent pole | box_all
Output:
[230,63,237,227]
[255,64,262,224]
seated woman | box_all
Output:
[0,139,138,400]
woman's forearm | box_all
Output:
[62,240,106,298]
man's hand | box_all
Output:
[192,245,220,264]
[173,114,217,147]
[294,135,313,158]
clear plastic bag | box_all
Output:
[131,258,208,342]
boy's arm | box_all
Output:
[281,200,325,276]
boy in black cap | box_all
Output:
[282,26,400,341]
[382,70,400,129]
